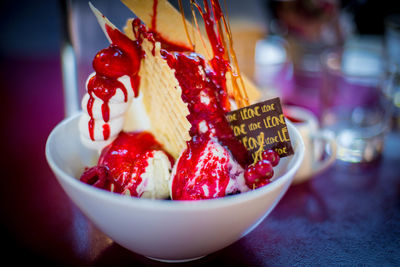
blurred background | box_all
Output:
[0,0,399,264]
[2,0,399,125]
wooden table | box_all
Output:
[1,56,399,266]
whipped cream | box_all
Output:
[79,73,135,152]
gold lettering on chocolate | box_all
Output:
[226,113,237,122]
[265,135,278,144]
[262,114,286,128]
[248,122,261,131]
[277,127,290,142]
[226,97,294,158]
[261,103,275,112]
[240,107,261,120]
[242,136,259,150]
[232,124,247,136]
[275,147,288,155]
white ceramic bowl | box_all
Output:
[45,113,304,262]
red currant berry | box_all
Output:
[244,165,259,184]
[265,167,274,179]
[262,149,280,167]
[256,179,271,188]
[255,159,273,177]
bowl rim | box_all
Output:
[45,113,304,211]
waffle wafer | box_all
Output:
[124,21,191,158]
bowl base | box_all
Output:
[146,255,206,263]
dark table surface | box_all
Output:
[1,55,400,266]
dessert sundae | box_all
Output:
[79,0,284,200]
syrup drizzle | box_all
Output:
[151,0,158,30]
[98,132,162,196]
[191,0,249,108]
[86,25,142,141]
[215,0,249,108]
[190,0,231,112]
[87,74,128,140]
[147,0,193,53]
[178,0,195,50]
[216,0,248,108]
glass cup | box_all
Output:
[384,15,400,130]
[274,38,340,119]
[254,36,293,100]
[383,65,400,130]
[320,46,390,163]
[385,14,400,68]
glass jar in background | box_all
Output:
[264,0,354,119]
[385,15,400,67]
[254,35,292,100]
[230,19,267,81]
[283,40,328,118]
[383,64,400,131]
[321,45,390,163]
[384,15,400,131]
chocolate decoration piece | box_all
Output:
[226,97,294,162]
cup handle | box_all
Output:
[310,130,337,175]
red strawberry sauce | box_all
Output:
[171,137,232,200]
[81,132,173,197]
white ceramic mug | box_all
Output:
[284,105,337,184]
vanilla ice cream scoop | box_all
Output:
[138,151,172,199]
[170,137,249,200]
[80,131,173,199]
